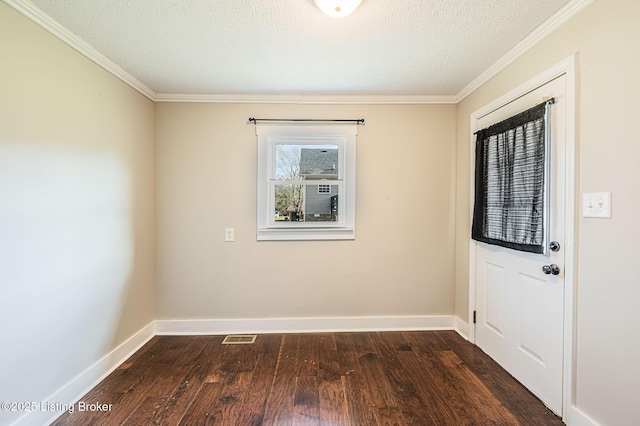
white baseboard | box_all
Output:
[155,315,456,335]
[12,322,155,426]
[569,406,600,426]
[454,317,470,340]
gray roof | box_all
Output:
[299,148,338,177]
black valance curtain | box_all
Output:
[472,101,549,254]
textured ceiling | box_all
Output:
[25,0,573,96]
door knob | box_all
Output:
[542,264,560,275]
[549,241,560,252]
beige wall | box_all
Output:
[0,4,155,423]
[4,0,639,423]
[155,103,457,320]
[455,0,640,424]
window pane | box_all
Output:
[274,184,339,223]
[274,183,305,222]
[275,144,339,180]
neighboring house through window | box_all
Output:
[256,125,356,240]
[300,149,337,222]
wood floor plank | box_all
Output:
[334,332,360,375]
[205,344,241,383]
[437,350,521,425]
[297,333,319,377]
[292,376,320,425]
[177,382,224,425]
[402,330,452,353]
[317,332,338,351]
[261,334,300,426]
[50,331,563,426]
[122,396,170,426]
[316,333,349,425]
[339,333,384,425]
[207,371,253,425]
[51,336,208,426]
[318,377,348,426]
[357,351,397,408]
[395,349,460,425]
[224,336,263,374]
[335,333,378,425]
[253,333,285,355]
[148,337,226,425]
[342,370,379,425]
[369,332,443,425]
[148,373,207,425]
[437,330,564,425]
[350,331,378,357]
[375,331,413,352]
[233,351,280,426]
[316,333,341,382]
[116,336,162,370]
[375,406,408,426]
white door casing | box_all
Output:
[468,57,577,421]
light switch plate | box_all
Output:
[582,192,611,218]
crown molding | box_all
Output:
[3,0,156,100]
[5,0,595,105]
[154,93,457,105]
[455,0,597,102]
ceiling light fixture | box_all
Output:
[313,0,363,18]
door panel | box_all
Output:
[475,75,566,415]
[484,262,505,336]
[518,272,546,364]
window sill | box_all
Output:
[257,227,355,241]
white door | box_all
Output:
[474,75,566,415]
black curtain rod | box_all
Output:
[248,118,365,125]
[473,98,555,135]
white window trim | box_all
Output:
[256,125,356,241]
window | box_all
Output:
[472,101,549,254]
[318,184,331,194]
[256,125,357,240]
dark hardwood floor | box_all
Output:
[52,331,563,425]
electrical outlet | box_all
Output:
[582,192,611,218]
[224,228,234,242]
